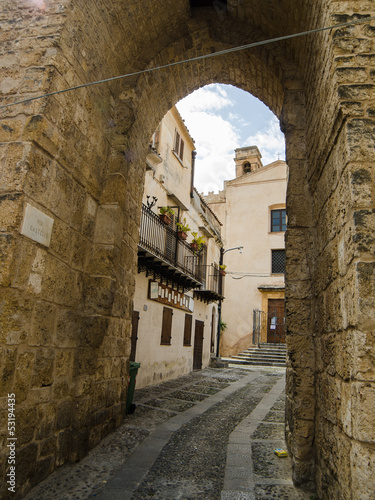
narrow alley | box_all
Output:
[23,367,312,500]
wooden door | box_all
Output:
[193,320,204,370]
[130,310,140,361]
[267,299,285,343]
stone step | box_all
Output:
[221,357,286,367]
[241,350,286,356]
[233,355,286,363]
[222,342,287,367]
[242,349,286,356]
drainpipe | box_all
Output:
[216,246,224,357]
[190,150,196,198]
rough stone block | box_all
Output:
[17,407,38,446]
[31,347,55,388]
[93,204,123,246]
[56,399,74,430]
[351,382,375,443]
[0,347,16,394]
[14,350,35,403]
[350,442,375,499]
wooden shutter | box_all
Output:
[183,314,192,346]
[161,307,173,345]
[174,131,180,153]
[179,139,184,161]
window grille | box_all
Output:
[272,249,285,274]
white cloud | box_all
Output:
[177,105,240,194]
[244,116,285,165]
[177,84,240,194]
[176,84,286,194]
[177,84,233,114]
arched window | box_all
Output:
[243,162,251,173]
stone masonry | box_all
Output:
[0,1,374,499]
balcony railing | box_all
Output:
[194,264,224,303]
[138,204,203,288]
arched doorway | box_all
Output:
[1,2,374,498]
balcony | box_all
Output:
[138,204,204,291]
[194,264,225,304]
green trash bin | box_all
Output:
[126,361,140,414]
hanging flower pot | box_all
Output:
[176,218,190,240]
[190,241,199,252]
[159,214,172,226]
[177,230,188,240]
[158,207,175,226]
[190,232,205,253]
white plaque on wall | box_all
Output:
[21,204,54,247]
[149,281,159,299]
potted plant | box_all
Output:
[219,265,227,276]
[176,218,190,240]
[190,232,205,252]
[158,206,175,226]
[220,319,228,333]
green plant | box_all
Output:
[176,218,190,232]
[220,319,227,332]
[159,206,175,216]
[191,232,205,249]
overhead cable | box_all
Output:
[1,15,374,110]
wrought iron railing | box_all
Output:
[199,264,224,297]
[138,204,202,283]
[253,309,266,347]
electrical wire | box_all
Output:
[1,15,374,111]
[228,273,274,279]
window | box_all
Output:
[174,130,184,161]
[272,249,285,274]
[271,209,286,232]
[243,162,251,173]
[183,314,193,346]
[161,307,173,345]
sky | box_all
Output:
[176,84,285,195]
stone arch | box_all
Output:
[96,16,315,490]
[1,1,374,498]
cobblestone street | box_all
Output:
[24,367,313,500]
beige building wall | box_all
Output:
[205,153,287,357]
[133,276,217,388]
[134,107,222,388]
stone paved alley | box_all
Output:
[24,367,313,499]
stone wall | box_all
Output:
[0,1,374,498]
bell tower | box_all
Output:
[234,146,263,178]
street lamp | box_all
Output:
[216,245,243,358]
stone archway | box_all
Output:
[1,1,374,498]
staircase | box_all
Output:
[221,343,287,367]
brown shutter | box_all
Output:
[174,131,180,153]
[183,314,192,346]
[179,139,184,161]
[161,307,173,345]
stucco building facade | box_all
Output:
[204,146,287,357]
[133,107,223,388]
